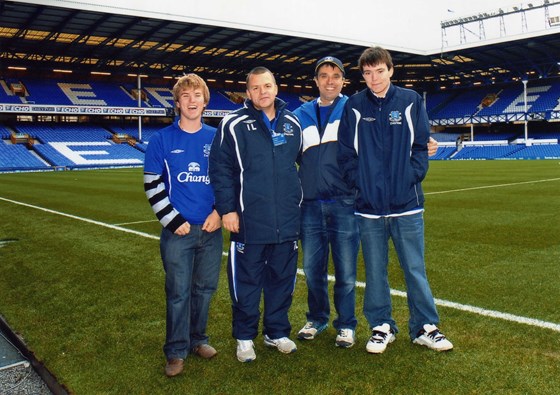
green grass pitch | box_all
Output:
[1,160,559,394]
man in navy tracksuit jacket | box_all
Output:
[338,46,453,354]
[209,67,302,362]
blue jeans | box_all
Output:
[160,225,223,359]
[301,198,359,330]
[358,212,439,339]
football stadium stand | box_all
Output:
[429,80,560,122]
[1,77,560,172]
[108,124,162,143]
[1,122,145,171]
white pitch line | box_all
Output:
[425,177,560,195]
[2,195,560,333]
[0,196,159,241]
[113,219,158,226]
[296,269,560,334]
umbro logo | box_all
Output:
[171,149,184,154]
[362,117,376,122]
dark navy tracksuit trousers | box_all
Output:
[227,240,299,340]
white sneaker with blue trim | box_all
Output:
[297,321,328,340]
[236,339,256,362]
[413,324,453,351]
[263,335,297,354]
[366,323,395,354]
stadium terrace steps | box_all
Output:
[507,144,560,159]
[0,124,14,139]
[428,81,560,120]
[108,124,161,141]
[448,144,560,160]
[2,75,560,172]
[431,146,456,160]
[2,78,560,119]
[430,132,463,142]
[0,79,25,104]
[0,142,50,170]
[0,123,147,170]
[1,79,305,112]
[15,123,113,143]
[430,89,491,119]
[452,145,525,160]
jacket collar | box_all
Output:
[244,97,287,118]
[366,83,395,104]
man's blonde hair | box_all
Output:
[172,73,210,114]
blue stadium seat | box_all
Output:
[451,145,525,160]
[0,141,49,170]
[506,144,560,159]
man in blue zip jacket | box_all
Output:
[295,56,439,349]
[209,67,302,362]
[293,57,360,348]
[338,46,453,354]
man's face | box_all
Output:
[175,87,206,121]
[314,63,344,103]
[362,62,393,97]
[246,71,278,113]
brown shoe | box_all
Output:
[165,358,184,377]
[192,344,217,359]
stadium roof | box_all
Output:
[1,0,560,94]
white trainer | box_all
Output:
[335,328,355,348]
[366,323,395,354]
[413,324,453,351]
[263,335,297,354]
[236,339,256,362]
[297,321,328,340]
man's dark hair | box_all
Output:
[358,46,393,72]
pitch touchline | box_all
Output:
[425,177,560,195]
[299,269,560,333]
[2,195,559,334]
[113,219,159,226]
[0,197,160,241]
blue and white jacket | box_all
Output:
[337,84,430,216]
[294,94,354,201]
[209,98,302,244]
